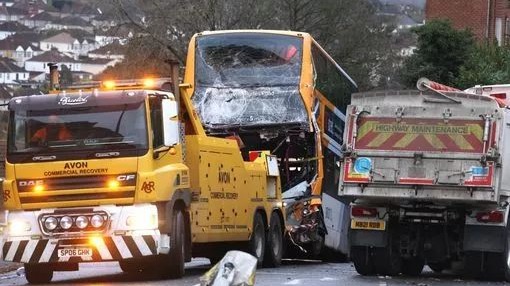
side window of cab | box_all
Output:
[149,96,163,148]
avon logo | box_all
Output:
[58,95,89,106]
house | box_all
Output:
[40,31,97,55]
[88,41,126,60]
[95,25,136,46]
[25,48,81,73]
[426,0,510,46]
[80,57,117,75]
[54,1,98,21]
[0,6,28,22]
[21,11,56,30]
[12,0,51,15]
[0,21,30,40]
[0,57,29,84]
[43,15,94,33]
[0,0,14,7]
[395,14,421,31]
[0,33,43,66]
[91,10,118,29]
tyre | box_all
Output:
[119,259,153,273]
[401,257,425,276]
[119,260,141,273]
[373,246,402,276]
[427,262,446,273]
[503,219,510,281]
[263,212,283,267]
[249,212,266,266]
[350,246,375,276]
[159,210,186,279]
[24,263,53,284]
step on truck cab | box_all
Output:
[340,83,510,280]
[1,78,284,284]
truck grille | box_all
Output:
[17,174,136,207]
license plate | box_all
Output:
[58,248,92,258]
[351,219,386,230]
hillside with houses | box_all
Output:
[0,0,133,104]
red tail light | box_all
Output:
[476,211,504,223]
[351,206,378,217]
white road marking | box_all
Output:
[284,279,302,285]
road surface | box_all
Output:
[0,258,507,285]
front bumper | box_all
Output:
[1,204,164,263]
[2,234,158,263]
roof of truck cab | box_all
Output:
[8,89,168,111]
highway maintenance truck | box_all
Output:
[341,79,510,280]
[1,75,284,284]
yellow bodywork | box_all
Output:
[3,86,282,245]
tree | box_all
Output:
[59,64,73,86]
[455,43,510,89]
[102,0,398,89]
[399,20,475,88]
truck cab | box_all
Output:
[2,80,191,283]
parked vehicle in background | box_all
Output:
[183,30,358,258]
[341,80,510,280]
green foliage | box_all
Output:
[59,64,73,86]
[455,43,510,89]
[399,20,475,88]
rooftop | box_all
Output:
[0,33,41,50]
[56,15,91,27]
[89,41,126,55]
[0,21,31,32]
[26,11,57,22]
[0,57,26,73]
[28,49,79,63]
[41,32,76,44]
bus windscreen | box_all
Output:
[193,33,308,129]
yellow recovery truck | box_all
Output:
[1,76,284,283]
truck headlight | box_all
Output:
[60,216,73,230]
[75,216,89,229]
[91,214,104,228]
[126,214,157,229]
[43,217,58,231]
[9,220,31,235]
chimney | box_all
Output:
[47,62,59,91]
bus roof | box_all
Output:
[196,29,311,38]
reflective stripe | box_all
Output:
[133,236,152,256]
[95,237,113,260]
[20,240,38,263]
[4,240,19,261]
[112,236,132,259]
[39,241,57,263]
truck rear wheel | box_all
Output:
[249,212,266,266]
[401,257,425,276]
[350,246,375,276]
[25,263,53,284]
[263,212,283,268]
[373,246,401,276]
[159,209,186,279]
[503,220,510,281]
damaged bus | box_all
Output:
[181,30,357,258]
